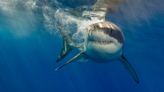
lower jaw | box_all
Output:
[86,42,122,61]
[87,42,121,53]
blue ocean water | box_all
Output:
[0,0,164,92]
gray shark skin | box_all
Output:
[54,0,139,84]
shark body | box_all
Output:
[54,0,139,83]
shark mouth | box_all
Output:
[89,38,114,44]
[87,22,124,44]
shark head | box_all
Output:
[85,21,124,61]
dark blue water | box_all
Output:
[0,0,164,92]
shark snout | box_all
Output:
[87,21,124,45]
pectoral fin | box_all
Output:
[55,51,84,71]
[119,55,140,84]
[56,40,72,62]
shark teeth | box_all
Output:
[89,39,114,44]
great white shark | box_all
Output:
[54,0,139,83]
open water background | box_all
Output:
[0,0,164,92]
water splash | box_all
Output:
[0,0,162,38]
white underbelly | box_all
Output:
[86,42,122,61]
